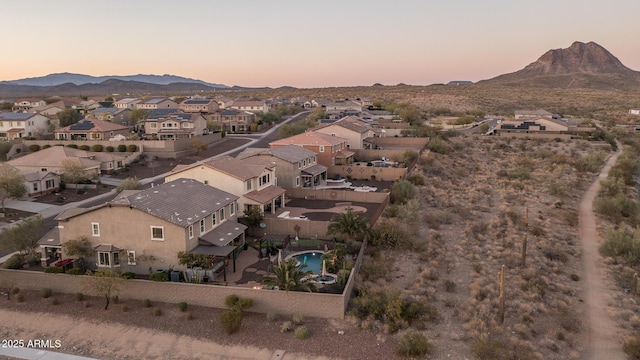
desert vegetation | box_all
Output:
[349,132,617,358]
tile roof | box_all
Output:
[244,185,286,204]
[0,113,38,120]
[7,146,102,169]
[121,178,238,227]
[200,155,275,181]
[182,99,214,105]
[236,145,317,163]
[56,118,129,133]
[269,131,347,147]
[198,221,247,247]
[36,227,60,247]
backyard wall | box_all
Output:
[0,268,349,319]
[328,165,407,181]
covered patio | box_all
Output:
[244,185,286,214]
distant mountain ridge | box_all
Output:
[0,72,229,88]
[479,41,640,90]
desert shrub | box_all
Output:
[117,144,127,152]
[294,326,310,339]
[600,227,640,266]
[443,279,457,292]
[397,331,431,357]
[292,314,305,325]
[106,146,114,152]
[185,312,193,320]
[521,275,548,297]
[29,144,40,152]
[529,225,545,236]
[111,295,119,304]
[67,144,78,149]
[128,144,138,152]
[424,210,454,229]
[557,308,581,333]
[220,309,243,334]
[15,293,24,303]
[67,268,84,275]
[41,288,52,298]
[509,166,531,181]
[624,335,640,359]
[143,299,152,308]
[152,307,162,316]
[42,144,51,149]
[121,305,129,312]
[1,254,22,269]
[266,312,278,322]
[178,302,188,312]
[10,286,20,295]
[121,272,135,279]
[149,272,168,281]
[472,338,510,360]
[595,194,639,223]
[564,211,579,227]
[280,321,293,333]
[406,174,424,186]
[370,220,415,249]
[225,294,240,308]
[542,245,569,263]
[44,266,63,273]
[79,145,90,151]
[92,144,103,152]
[390,180,416,205]
[570,273,580,281]
[75,292,84,301]
[427,136,450,154]
[575,151,606,172]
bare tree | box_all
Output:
[83,269,124,310]
[60,159,87,185]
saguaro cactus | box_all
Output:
[522,234,528,267]
[498,264,506,324]
[632,273,638,296]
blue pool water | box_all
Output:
[292,251,324,275]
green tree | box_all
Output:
[129,109,149,126]
[390,180,416,205]
[259,259,317,292]
[83,269,124,310]
[63,236,93,271]
[0,215,43,254]
[479,123,490,133]
[1,102,13,111]
[104,96,114,102]
[0,164,27,214]
[60,159,87,184]
[57,109,81,127]
[327,209,370,241]
[116,177,142,193]
[243,206,264,227]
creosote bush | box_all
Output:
[15,293,25,303]
[143,299,152,308]
[178,302,188,312]
[280,321,293,333]
[220,309,243,334]
[185,312,193,320]
[152,307,162,316]
[397,331,431,357]
[75,292,84,301]
[41,288,52,298]
[292,314,305,325]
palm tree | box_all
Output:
[258,259,317,292]
[327,209,370,242]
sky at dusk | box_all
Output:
[2,0,639,88]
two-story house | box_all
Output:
[229,100,268,114]
[236,145,327,189]
[143,112,207,139]
[43,178,245,274]
[114,98,142,110]
[179,98,219,113]
[166,155,286,215]
[0,112,50,139]
[269,131,354,167]
[54,118,130,140]
[13,98,46,111]
[87,108,133,125]
[313,116,379,150]
[136,98,179,111]
[207,109,256,133]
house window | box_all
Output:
[319,145,325,152]
[98,252,110,267]
[230,202,235,216]
[41,168,47,172]
[92,223,100,237]
[212,212,217,226]
[151,226,164,241]
[113,252,120,266]
[45,180,55,189]
[199,219,205,233]
[127,251,136,265]
[188,225,194,239]
[296,176,300,186]
[246,179,252,191]
[150,123,157,128]
[298,161,302,169]
[220,208,225,221]
[33,182,38,191]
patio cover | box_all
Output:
[301,164,328,176]
[190,244,236,257]
[198,220,247,247]
[244,185,286,204]
[36,227,61,247]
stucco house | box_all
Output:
[166,155,286,215]
[7,146,128,179]
[229,100,268,114]
[87,108,133,125]
[323,100,363,116]
[13,98,46,111]
[143,112,207,140]
[497,116,569,134]
[207,109,256,133]
[236,145,327,189]
[136,98,179,111]
[114,98,142,110]
[42,178,245,274]
[2,164,60,197]
[269,131,354,167]
[179,98,219,113]
[0,112,50,139]
[54,118,130,140]
[313,116,379,150]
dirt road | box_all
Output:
[579,145,626,360]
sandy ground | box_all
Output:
[578,144,627,360]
